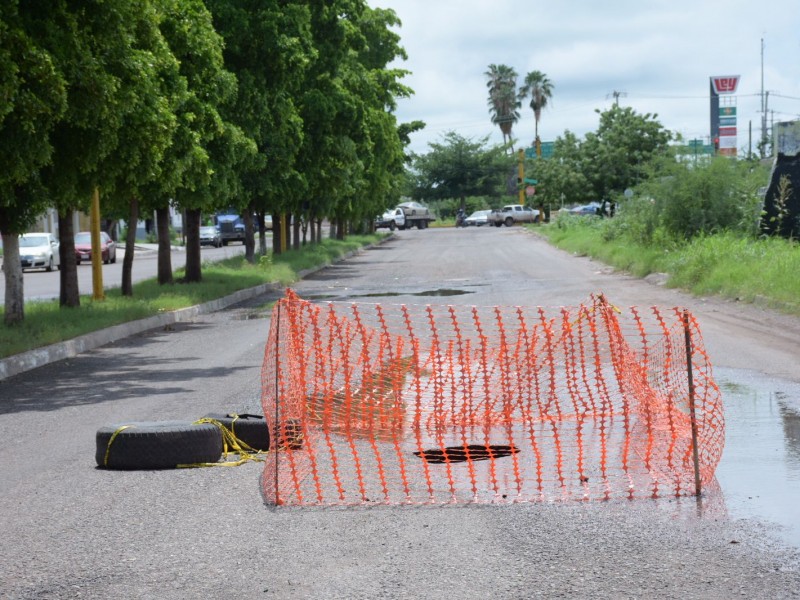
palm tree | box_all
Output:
[518,70,554,152]
[485,64,520,151]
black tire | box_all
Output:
[96,421,223,470]
[494,221,502,227]
[504,217,514,227]
[202,413,270,452]
[111,252,117,264]
[416,220,424,230]
[388,221,396,231]
[46,257,54,272]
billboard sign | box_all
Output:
[712,76,740,95]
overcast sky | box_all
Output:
[373,0,800,156]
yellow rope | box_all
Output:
[103,425,133,466]
[177,417,268,469]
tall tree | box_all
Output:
[0,1,67,324]
[153,0,255,284]
[485,64,519,151]
[518,70,553,149]
[580,105,672,200]
[25,0,177,307]
[205,0,313,260]
[410,131,508,210]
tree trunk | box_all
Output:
[316,219,322,243]
[293,216,301,250]
[257,209,267,256]
[336,217,345,240]
[156,207,173,285]
[272,214,282,255]
[284,213,292,249]
[2,231,24,325]
[244,203,255,263]
[122,198,139,296]
[184,208,202,282]
[58,210,80,308]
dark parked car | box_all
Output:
[199,225,222,248]
[75,231,117,265]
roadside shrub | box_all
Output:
[621,157,767,243]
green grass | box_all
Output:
[0,235,383,359]
[536,216,800,314]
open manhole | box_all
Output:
[413,444,520,464]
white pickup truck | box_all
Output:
[486,204,540,227]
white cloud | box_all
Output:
[374,0,800,155]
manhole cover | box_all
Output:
[413,444,520,464]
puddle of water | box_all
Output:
[304,289,473,301]
[714,367,800,548]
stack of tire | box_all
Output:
[96,413,270,470]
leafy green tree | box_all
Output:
[410,131,509,210]
[151,0,255,284]
[0,1,67,324]
[580,105,672,201]
[518,70,553,150]
[24,0,180,306]
[337,5,412,236]
[529,130,592,213]
[485,64,519,151]
[205,0,313,259]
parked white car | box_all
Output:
[19,232,61,272]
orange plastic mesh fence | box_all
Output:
[261,289,724,506]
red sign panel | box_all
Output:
[711,76,740,95]
[719,126,737,137]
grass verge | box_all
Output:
[535,216,800,314]
[1,235,383,359]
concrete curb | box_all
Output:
[0,237,390,381]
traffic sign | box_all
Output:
[524,142,554,159]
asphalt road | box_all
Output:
[1,227,799,599]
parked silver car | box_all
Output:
[465,210,492,226]
[19,233,61,272]
[199,225,222,248]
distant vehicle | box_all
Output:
[264,214,273,230]
[375,207,405,231]
[213,211,246,246]
[19,233,61,272]
[465,210,492,227]
[375,202,436,231]
[75,232,117,265]
[567,202,601,216]
[486,204,540,227]
[199,225,221,248]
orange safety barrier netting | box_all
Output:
[261,289,724,506]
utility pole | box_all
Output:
[609,90,627,106]
[761,37,767,157]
